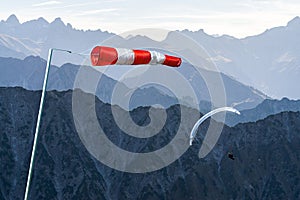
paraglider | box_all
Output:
[189,107,240,146]
[228,152,235,160]
[90,46,182,67]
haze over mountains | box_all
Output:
[0,14,115,67]
[1,14,300,200]
[182,16,300,99]
[0,56,266,111]
[0,15,299,99]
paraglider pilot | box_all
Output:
[228,152,235,160]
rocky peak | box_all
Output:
[50,17,65,27]
[6,14,20,25]
[287,16,300,28]
[37,17,49,26]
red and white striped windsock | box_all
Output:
[90,46,181,67]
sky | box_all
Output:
[1,0,300,38]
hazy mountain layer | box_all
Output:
[0,56,266,110]
[2,14,298,99]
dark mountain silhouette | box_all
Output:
[0,87,299,199]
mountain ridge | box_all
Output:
[0,15,116,65]
[0,87,299,199]
[226,97,300,126]
[0,55,267,111]
[0,15,299,99]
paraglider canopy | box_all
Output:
[189,107,240,146]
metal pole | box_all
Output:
[24,48,71,200]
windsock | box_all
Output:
[90,46,181,67]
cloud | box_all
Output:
[140,14,224,20]
[32,1,62,7]
[74,8,120,16]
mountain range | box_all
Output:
[181,16,300,99]
[0,87,299,199]
[0,14,299,200]
[2,55,298,126]
[0,15,299,99]
[0,14,114,66]
[0,55,267,111]
[226,97,300,126]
